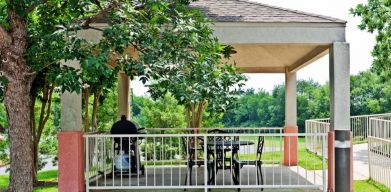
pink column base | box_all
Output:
[58,132,84,192]
[284,125,298,166]
[327,131,335,192]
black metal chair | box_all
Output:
[182,136,215,188]
[232,136,264,190]
[206,129,237,186]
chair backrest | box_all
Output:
[207,129,231,142]
[181,136,195,159]
[257,136,265,161]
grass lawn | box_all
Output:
[237,137,325,170]
[140,137,325,170]
[0,170,58,192]
[354,180,390,192]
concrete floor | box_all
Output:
[89,165,323,191]
[353,143,369,180]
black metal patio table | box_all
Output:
[201,140,255,186]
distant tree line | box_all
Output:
[222,70,391,132]
[129,70,391,133]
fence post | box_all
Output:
[327,131,335,192]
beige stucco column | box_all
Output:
[59,60,84,192]
[118,72,130,119]
[283,70,298,166]
[285,71,297,126]
[329,42,351,192]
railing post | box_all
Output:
[85,137,89,192]
[327,131,335,192]
[204,135,208,192]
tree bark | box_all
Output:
[0,9,35,192]
[91,88,102,132]
[32,82,54,183]
[30,95,37,184]
[83,89,90,132]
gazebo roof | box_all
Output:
[190,0,346,24]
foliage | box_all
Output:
[132,95,150,118]
[2,0,232,188]
[135,93,186,129]
[95,83,119,132]
[351,1,391,78]
[222,73,391,132]
[147,11,247,128]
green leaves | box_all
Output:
[351,0,391,76]
[144,2,247,123]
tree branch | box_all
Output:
[79,1,121,29]
[26,0,49,13]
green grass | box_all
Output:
[354,180,390,192]
[236,137,325,170]
[0,170,58,191]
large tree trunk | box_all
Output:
[0,9,35,192]
[4,78,34,192]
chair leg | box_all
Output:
[189,166,193,186]
[257,162,264,191]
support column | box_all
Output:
[118,72,130,119]
[329,42,351,192]
[59,60,84,192]
[284,71,298,166]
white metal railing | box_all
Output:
[368,118,391,189]
[84,128,327,191]
[305,120,330,156]
[305,113,391,155]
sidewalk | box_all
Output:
[353,143,369,180]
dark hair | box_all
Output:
[121,115,127,121]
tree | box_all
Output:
[0,1,233,190]
[351,1,391,77]
[136,93,186,129]
[147,9,247,129]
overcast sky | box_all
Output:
[131,0,376,96]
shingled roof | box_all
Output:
[190,0,346,24]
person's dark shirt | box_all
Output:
[110,119,138,134]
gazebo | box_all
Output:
[59,0,351,191]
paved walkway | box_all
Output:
[0,156,57,174]
[353,143,369,180]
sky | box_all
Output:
[131,0,376,96]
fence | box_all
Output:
[368,118,391,189]
[84,128,327,191]
[305,113,391,155]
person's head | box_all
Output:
[121,115,127,121]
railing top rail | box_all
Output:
[306,118,329,121]
[368,136,391,143]
[369,117,391,122]
[306,113,391,122]
[83,132,327,138]
[305,120,330,125]
[141,127,284,131]
[352,113,391,118]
